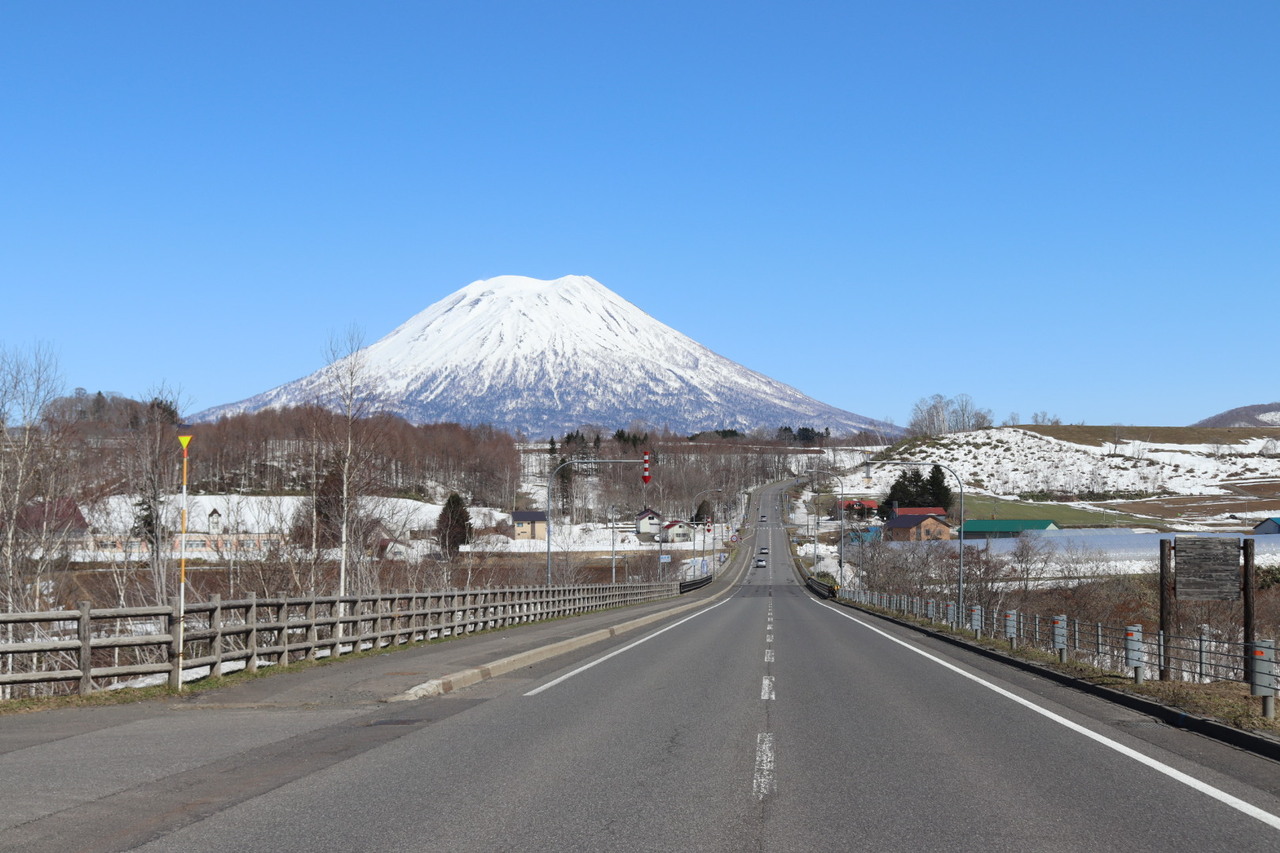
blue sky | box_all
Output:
[2,2,1276,428]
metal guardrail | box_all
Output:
[0,580,687,699]
[842,588,1277,716]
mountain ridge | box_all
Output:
[193,274,897,438]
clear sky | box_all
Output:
[2,2,1276,428]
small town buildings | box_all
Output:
[635,508,664,535]
[841,499,879,520]
[658,520,696,543]
[512,510,548,540]
[883,515,952,542]
[960,520,1059,540]
[895,506,947,518]
[1254,518,1280,535]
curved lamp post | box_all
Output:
[862,457,966,621]
[805,467,847,582]
[546,457,646,585]
[691,487,723,579]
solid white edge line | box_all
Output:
[813,598,1280,831]
[523,598,733,696]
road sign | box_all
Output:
[659,554,671,563]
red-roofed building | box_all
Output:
[895,506,947,518]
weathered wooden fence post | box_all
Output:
[210,594,224,678]
[168,595,182,690]
[247,592,259,674]
[77,600,93,696]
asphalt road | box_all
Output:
[4,483,1280,852]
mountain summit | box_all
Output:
[195,274,895,438]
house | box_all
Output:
[843,499,878,520]
[960,520,1059,540]
[635,508,664,535]
[883,515,952,542]
[15,499,90,540]
[895,506,947,518]
[658,520,696,543]
[512,510,548,541]
[1254,518,1280,535]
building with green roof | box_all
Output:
[960,519,1059,540]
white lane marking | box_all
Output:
[766,633,773,643]
[765,649,774,663]
[523,599,732,696]
[753,733,776,798]
[813,599,1280,831]
[761,675,775,700]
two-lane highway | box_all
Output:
[7,483,1280,852]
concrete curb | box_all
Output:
[387,547,754,703]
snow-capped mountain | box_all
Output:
[1192,402,1280,428]
[194,274,896,438]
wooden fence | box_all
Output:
[0,581,679,698]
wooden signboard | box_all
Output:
[1175,537,1240,601]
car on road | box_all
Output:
[759,546,769,554]
[754,558,767,567]
[760,515,767,522]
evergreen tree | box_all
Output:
[436,492,472,559]
[926,465,954,512]
[881,468,930,516]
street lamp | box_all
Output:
[691,488,723,579]
[546,457,647,585]
[805,468,847,584]
[863,457,966,621]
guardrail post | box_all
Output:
[1125,625,1145,684]
[247,592,259,673]
[77,600,93,695]
[1249,639,1275,719]
[1053,615,1068,663]
[1197,625,1209,682]
[1003,610,1018,649]
[168,595,182,690]
[969,605,983,638]
[211,594,224,676]
[1158,630,1168,681]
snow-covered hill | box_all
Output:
[193,275,896,438]
[1192,402,1280,428]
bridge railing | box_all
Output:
[0,581,682,699]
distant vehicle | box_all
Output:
[759,546,769,554]
[760,515,767,522]
[754,558,767,567]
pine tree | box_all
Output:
[926,465,954,512]
[436,492,472,559]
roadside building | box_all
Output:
[960,519,1059,541]
[1253,518,1280,535]
[658,520,696,543]
[635,508,664,535]
[883,515,952,542]
[894,506,947,519]
[512,510,548,541]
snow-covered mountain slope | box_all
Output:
[1192,402,1280,428]
[195,274,897,438]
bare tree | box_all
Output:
[0,344,66,614]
